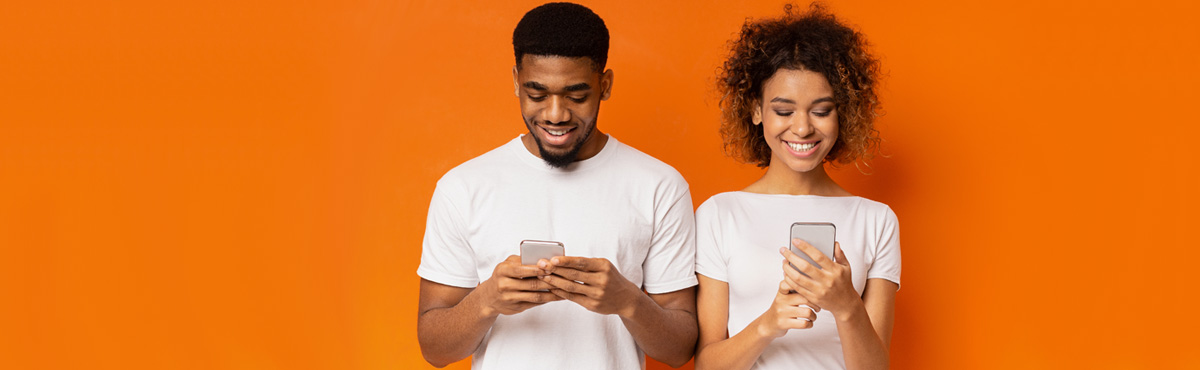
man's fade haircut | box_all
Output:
[513,2,610,72]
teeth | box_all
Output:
[546,128,569,136]
[787,142,816,152]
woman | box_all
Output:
[694,4,899,369]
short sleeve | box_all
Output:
[867,206,901,287]
[693,197,728,282]
[641,188,699,294]
[416,178,480,288]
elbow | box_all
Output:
[418,347,451,368]
[419,350,454,369]
[661,348,696,368]
[417,336,459,368]
[661,356,692,369]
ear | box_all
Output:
[600,69,614,101]
[512,65,520,97]
[751,100,762,125]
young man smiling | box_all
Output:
[415,3,698,370]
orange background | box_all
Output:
[3,0,1199,369]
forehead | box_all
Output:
[762,68,833,100]
[517,55,599,87]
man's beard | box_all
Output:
[527,120,595,169]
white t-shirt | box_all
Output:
[695,192,900,369]
[418,135,698,370]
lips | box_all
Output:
[539,125,576,146]
[784,140,820,157]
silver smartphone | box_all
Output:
[789,222,836,275]
[520,240,565,265]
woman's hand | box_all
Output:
[756,279,819,339]
[780,240,862,319]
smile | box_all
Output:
[786,141,817,152]
[542,126,575,136]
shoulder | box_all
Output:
[608,138,690,193]
[696,192,746,216]
[850,196,899,225]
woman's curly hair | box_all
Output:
[717,3,882,168]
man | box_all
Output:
[416,2,698,369]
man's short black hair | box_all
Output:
[513,2,609,72]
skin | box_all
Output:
[695,68,897,370]
[417,55,698,368]
[514,55,612,164]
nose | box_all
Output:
[790,114,814,138]
[541,96,571,125]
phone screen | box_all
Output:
[520,240,565,265]
[789,222,836,275]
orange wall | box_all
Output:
[3,0,1199,369]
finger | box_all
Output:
[541,275,601,298]
[785,317,814,330]
[550,256,604,272]
[516,277,559,292]
[780,273,807,295]
[500,255,544,278]
[790,239,836,270]
[547,266,600,283]
[780,257,818,291]
[782,247,820,278]
[785,306,818,321]
[505,290,565,304]
[547,287,597,309]
[833,242,850,267]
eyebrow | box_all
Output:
[769,96,835,105]
[523,81,548,91]
[521,81,592,92]
[564,83,591,92]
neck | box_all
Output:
[743,158,851,196]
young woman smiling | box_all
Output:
[694,4,900,369]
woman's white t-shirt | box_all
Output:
[695,192,901,369]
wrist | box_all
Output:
[618,290,651,319]
[833,301,867,323]
[753,312,781,340]
[473,278,500,319]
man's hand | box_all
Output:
[537,256,644,317]
[477,255,564,317]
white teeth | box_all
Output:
[546,128,569,136]
[787,142,816,152]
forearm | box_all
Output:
[694,314,775,370]
[620,293,698,367]
[835,304,889,370]
[417,287,498,367]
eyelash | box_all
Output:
[527,95,588,103]
[774,110,832,117]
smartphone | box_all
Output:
[520,240,565,265]
[788,222,836,276]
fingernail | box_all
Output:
[538,260,547,269]
[550,257,560,265]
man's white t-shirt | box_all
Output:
[695,192,900,369]
[418,135,698,370]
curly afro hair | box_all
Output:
[513,2,610,72]
[717,3,882,168]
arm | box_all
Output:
[417,255,562,368]
[834,279,896,370]
[694,274,818,370]
[783,241,894,370]
[539,257,698,367]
